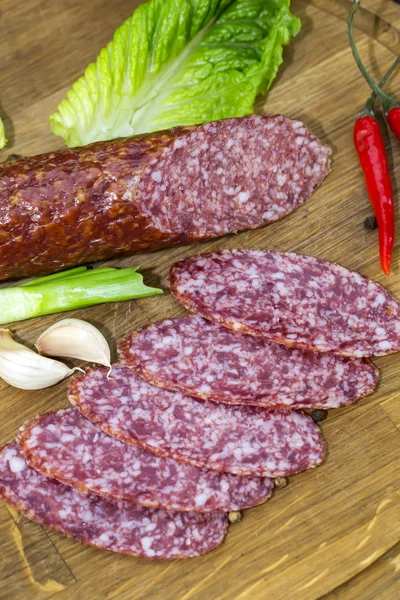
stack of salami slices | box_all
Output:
[2,250,398,560]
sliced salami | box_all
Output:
[169,250,400,357]
[18,408,273,512]
[137,115,331,239]
[69,365,325,477]
[0,115,330,281]
[119,315,378,409]
[0,444,228,559]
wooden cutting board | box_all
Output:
[0,1,400,598]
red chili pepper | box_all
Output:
[348,1,396,275]
[386,107,400,141]
[353,113,394,275]
[349,1,400,141]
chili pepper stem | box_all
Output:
[348,1,398,114]
[357,100,374,120]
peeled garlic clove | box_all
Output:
[0,329,79,390]
[36,318,111,367]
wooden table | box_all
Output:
[1,1,400,598]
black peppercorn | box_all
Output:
[310,409,328,423]
[364,216,378,230]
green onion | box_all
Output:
[26,268,119,287]
[20,267,89,287]
[0,267,162,324]
[20,266,140,287]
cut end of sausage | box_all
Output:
[136,115,331,238]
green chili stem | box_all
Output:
[348,1,398,112]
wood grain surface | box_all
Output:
[1,0,400,598]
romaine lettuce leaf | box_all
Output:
[0,117,7,150]
[50,0,300,147]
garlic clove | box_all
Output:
[35,318,111,368]
[0,329,80,390]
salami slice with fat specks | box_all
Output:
[69,365,325,477]
[18,408,273,512]
[0,444,228,559]
[169,250,400,357]
[119,315,378,409]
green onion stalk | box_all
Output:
[0,266,162,324]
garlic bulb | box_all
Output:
[36,318,111,368]
[0,329,79,390]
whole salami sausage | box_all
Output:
[119,315,378,409]
[0,443,228,559]
[170,250,400,357]
[0,115,330,281]
[69,365,325,477]
[18,408,273,512]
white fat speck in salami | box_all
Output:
[169,250,400,358]
[119,315,378,409]
[137,115,331,237]
[18,408,273,512]
[0,444,228,559]
[68,365,325,477]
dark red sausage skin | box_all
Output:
[0,115,330,281]
[0,130,186,280]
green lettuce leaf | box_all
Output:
[50,0,300,147]
[0,117,7,150]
